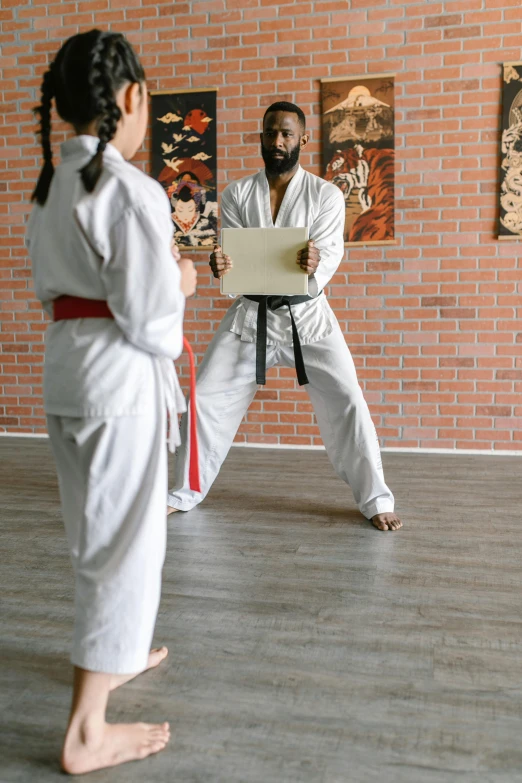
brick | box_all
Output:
[421,296,457,307]
[424,13,462,28]
[444,25,481,39]
[439,358,475,368]
[443,79,480,93]
[497,371,522,381]
[476,406,513,417]
[440,308,477,319]
[277,54,310,68]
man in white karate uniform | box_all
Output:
[168,101,402,532]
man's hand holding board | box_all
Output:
[210,245,232,279]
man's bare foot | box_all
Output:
[167,506,178,516]
[110,647,168,691]
[371,512,402,532]
[61,720,170,775]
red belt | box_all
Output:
[53,295,201,493]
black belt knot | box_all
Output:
[243,294,313,386]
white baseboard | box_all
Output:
[1,431,521,456]
[384,446,522,456]
[0,432,49,438]
[231,442,522,457]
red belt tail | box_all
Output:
[182,336,201,494]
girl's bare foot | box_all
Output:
[109,646,169,691]
[61,720,170,775]
[167,506,178,516]
[371,512,402,532]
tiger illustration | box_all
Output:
[324,146,394,242]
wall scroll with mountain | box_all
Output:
[150,88,218,248]
[321,74,395,246]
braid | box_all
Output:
[32,69,55,205]
[80,34,122,193]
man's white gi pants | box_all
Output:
[168,308,394,519]
[47,400,167,675]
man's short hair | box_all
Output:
[263,101,306,133]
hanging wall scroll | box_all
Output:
[321,74,395,246]
[499,63,522,240]
[150,88,218,248]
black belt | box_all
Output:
[244,294,313,386]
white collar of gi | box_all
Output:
[61,134,124,163]
[261,164,305,227]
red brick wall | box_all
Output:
[1,0,521,450]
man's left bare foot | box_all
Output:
[110,647,169,691]
[371,512,402,532]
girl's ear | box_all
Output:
[122,81,141,116]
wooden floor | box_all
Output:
[1,437,521,782]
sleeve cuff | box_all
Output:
[308,275,319,298]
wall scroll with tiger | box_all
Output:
[150,88,218,249]
[499,63,522,240]
[321,74,395,246]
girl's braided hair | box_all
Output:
[32,29,145,205]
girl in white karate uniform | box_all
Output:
[26,29,196,774]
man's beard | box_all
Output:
[261,143,301,175]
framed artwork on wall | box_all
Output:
[499,63,522,240]
[320,73,396,246]
[150,88,218,248]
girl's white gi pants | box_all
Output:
[47,397,167,675]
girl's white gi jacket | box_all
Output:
[27,135,186,438]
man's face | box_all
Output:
[260,111,307,175]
